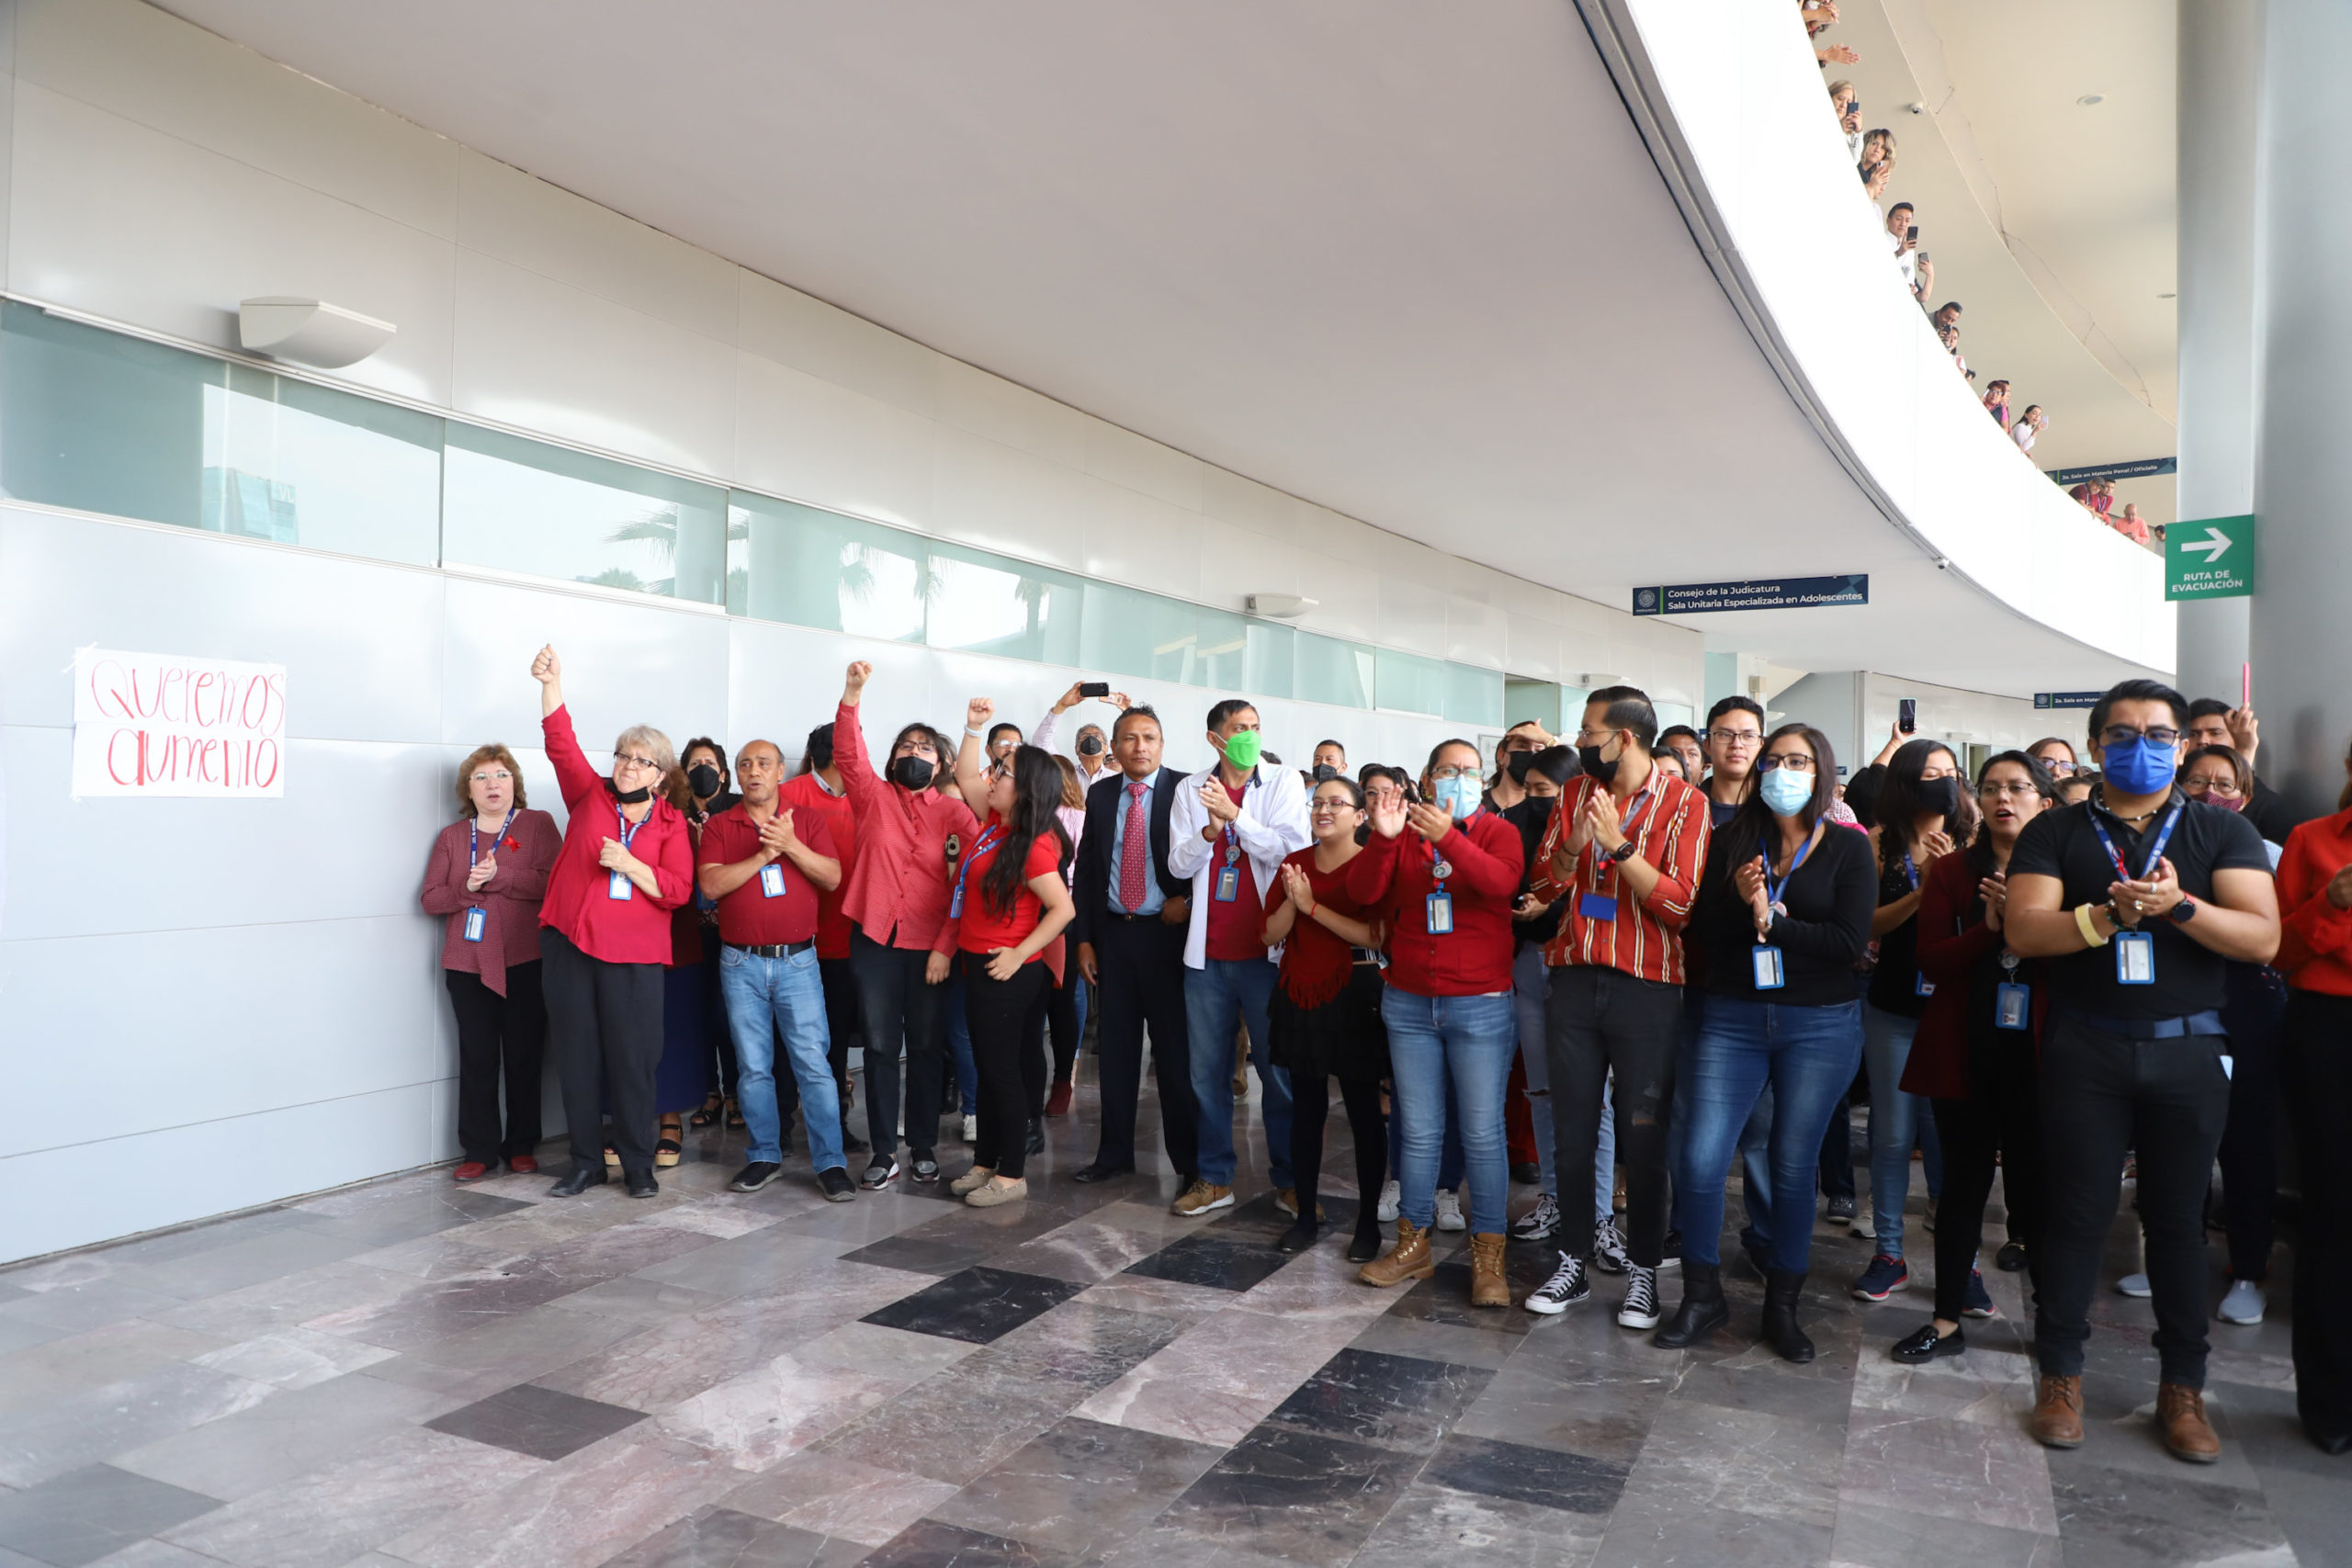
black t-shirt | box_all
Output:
[1690,820,1875,1007]
[1501,795,1565,949]
[1865,839,1931,1018]
[2006,790,2270,1020]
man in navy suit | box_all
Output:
[1072,705,1196,1183]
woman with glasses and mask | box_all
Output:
[2030,739,2080,782]
[422,743,560,1182]
[834,661,979,1190]
[1889,752,2056,1363]
[1852,739,1971,1302]
[1484,722,1553,814]
[1658,725,1873,1359]
[1264,775,1389,1259]
[1353,740,1525,1308]
[527,647,695,1200]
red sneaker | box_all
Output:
[506,1154,538,1174]
[1045,1080,1075,1117]
[452,1161,492,1183]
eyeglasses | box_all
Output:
[1707,728,1761,747]
[2036,758,2075,775]
[1310,799,1360,816]
[469,769,514,783]
[1430,765,1476,782]
[2100,726,2180,749]
[1573,728,1622,746]
[1757,754,1817,773]
[1979,779,2041,798]
[2186,778,2243,797]
[615,753,660,772]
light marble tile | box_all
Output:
[1838,1410,2059,1536]
[0,1318,232,1416]
[0,1360,277,1487]
[650,1348,901,1470]
[190,1326,400,1391]
[721,1450,961,1548]
[1071,1304,1363,1449]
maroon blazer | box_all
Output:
[422,807,560,996]
[1902,846,2050,1099]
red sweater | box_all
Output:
[778,772,858,960]
[420,807,560,995]
[537,705,694,964]
[2278,807,2352,998]
[833,699,978,952]
[1346,811,1521,996]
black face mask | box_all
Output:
[1506,750,1536,784]
[1079,735,1105,757]
[1918,776,1961,818]
[890,755,935,791]
[1577,740,1621,787]
[686,763,722,798]
[1312,763,1340,783]
[609,782,652,805]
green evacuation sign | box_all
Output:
[2165,514,2254,601]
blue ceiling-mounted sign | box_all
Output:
[1632,575,1869,616]
[2033,692,2103,710]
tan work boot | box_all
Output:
[1171,1179,1235,1217]
[1358,1217,1435,1288]
[1273,1189,1326,1221]
[1469,1233,1509,1309]
[2030,1374,2085,1449]
[2156,1382,2222,1463]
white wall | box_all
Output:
[0,0,1705,1260]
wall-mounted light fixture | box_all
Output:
[1244,593,1317,618]
[239,298,396,368]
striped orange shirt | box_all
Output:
[1528,771,1712,986]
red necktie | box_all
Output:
[1120,779,1150,910]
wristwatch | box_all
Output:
[1608,839,1639,863]
[2168,894,2199,925]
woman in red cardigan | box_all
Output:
[529,645,695,1199]
[1888,750,2057,1364]
[2275,741,2352,1452]
[420,743,560,1182]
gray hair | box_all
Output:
[612,724,677,777]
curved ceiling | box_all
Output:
[156,0,2158,694]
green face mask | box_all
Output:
[1219,728,1262,771]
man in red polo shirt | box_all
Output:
[699,739,850,1201]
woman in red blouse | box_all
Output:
[420,743,560,1182]
[943,697,1076,1208]
[529,646,695,1199]
[1264,775,1388,1261]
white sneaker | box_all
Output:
[1433,1189,1466,1232]
[2117,1272,2153,1299]
[2218,1279,2266,1325]
[1849,1205,1874,1239]
[1377,1179,1401,1224]
[1591,1215,1631,1275]
[1616,1266,1662,1330]
[962,1113,978,1143]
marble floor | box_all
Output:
[0,1067,2340,1568]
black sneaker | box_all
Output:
[1524,1252,1590,1315]
[1996,1240,2028,1273]
[818,1167,856,1202]
[861,1157,900,1190]
[1891,1322,1966,1363]
[1616,1266,1662,1329]
[729,1161,782,1193]
[625,1170,659,1200]
[1826,1195,1858,1224]
[911,1156,941,1184]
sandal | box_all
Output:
[688,1094,725,1129]
[725,1100,744,1130]
[655,1119,683,1168]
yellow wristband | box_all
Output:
[2074,902,2109,948]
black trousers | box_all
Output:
[1547,965,1681,1268]
[1091,915,1196,1175]
[1291,1073,1385,1227]
[2285,990,2352,1445]
[970,962,1049,1179]
[820,954,861,1093]
[1817,1086,1856,1201]
[1927,1026,2043,1322]
[2219,964,2287,1282]
[1025,968,1081,1112]
[446,962,546,1164]
[2034,1014,2230,1385]
[696,925,736,1103]
[849,929,946,1160]
[541,929,664,1175]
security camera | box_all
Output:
[1933,557,1951,570]
[1906,101,1926,116]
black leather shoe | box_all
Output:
[1996,1240,2029,1272]
[2309,1427,2352,1456]
[1274,1219,1319,1254]
[1025,1118,1046,1156]
[1761,1269,1815,1363]
[625,1170,659,1199]
[1071,1161,1135,1184]
[1891,1322,1966,1363]
[549,1165,606,1197]
[1346,1223,1385,1265]
[1652,1262,1729,1348]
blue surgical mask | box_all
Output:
[1434,775,1480,821]
[1759,767,1812,818]
[2101,738,2177,796]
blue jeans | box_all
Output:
[1667,993,1772,1246]
[1384,988,1517,1235]
[1862,1004,1947,1258]
[1184,958,1292,1190]
[945,965,977,1115]
[718,944,843,1171]
[1674,997,1863,1273]
[1388,1069,1464,1192]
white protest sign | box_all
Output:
[72,648,287,798]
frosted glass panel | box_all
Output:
[1193,607,1252,692]
[927,542,1083,664]
[1296,631,1374,709]
[443,424,725,602]
[728,491,925,641]
[1376,648,1446,716]
[1243,621,1295,700]
[1080,582,1196,683]
[1444,662,1504,727]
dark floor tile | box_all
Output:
[932,1416,1222,1562]
[1345,1313,1519,1371]
[1382,1260,1537,1336]
[2048,1459,2290,1566]
[859,1267,1086,1346]
[959,1303,1185,1393]
[1260,1347,1490,1453]
[424,1382,645,1461]
[1117,1235,1293,1293]
[1420,1431,1629,1514]
[861,1517,1045,1566]
[603,1506,838,1567]
[1155,1425,1420,1566]
[0,1464,221,1568]
[839,1236,996,1278]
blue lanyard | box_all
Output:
[1765,830,1815,907]
[2087,799,2185,885]
[1899,851,1919,892]
[469,808,515,868]
[956,823,1007,907]
[613,798,649,852]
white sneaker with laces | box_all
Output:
[1433,1189,1466,1232]
[2117,1271,2153,1298]
[1377,1179,1401,1224]
[1849,1204,1874,1239]
[962,1113,978,1143]
[1617,1265,1662,1329]
[1510,1194,1562,1243]
[2217,1279,2266,1325]
[1591,1215,1632,1275]
[1524,1251,1590,1314]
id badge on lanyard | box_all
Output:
[1427,850,1455,935]
[1752,945,1786,990]
[951,825,1003,919]
[1214,834,1242,903]
[2115,930,2155,985]
[759,863,786,898]
[1753,832,1811,993]
[1901,852,1933,997]
[466,810,514,933]
[462,907,487,942]
[609,801,645,900]
[1995,953,2029,1029]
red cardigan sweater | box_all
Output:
[537,705,694,964]
[1346,811,1521,997]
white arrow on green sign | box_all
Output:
[2165,513,2254,601]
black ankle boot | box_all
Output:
[1275,1218,1319,1254]
[1024,1117,1045,1156]
[1762,1269,1815,1363]
[1345,1218,1385,1264]
[1652,1261,1728,1348]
